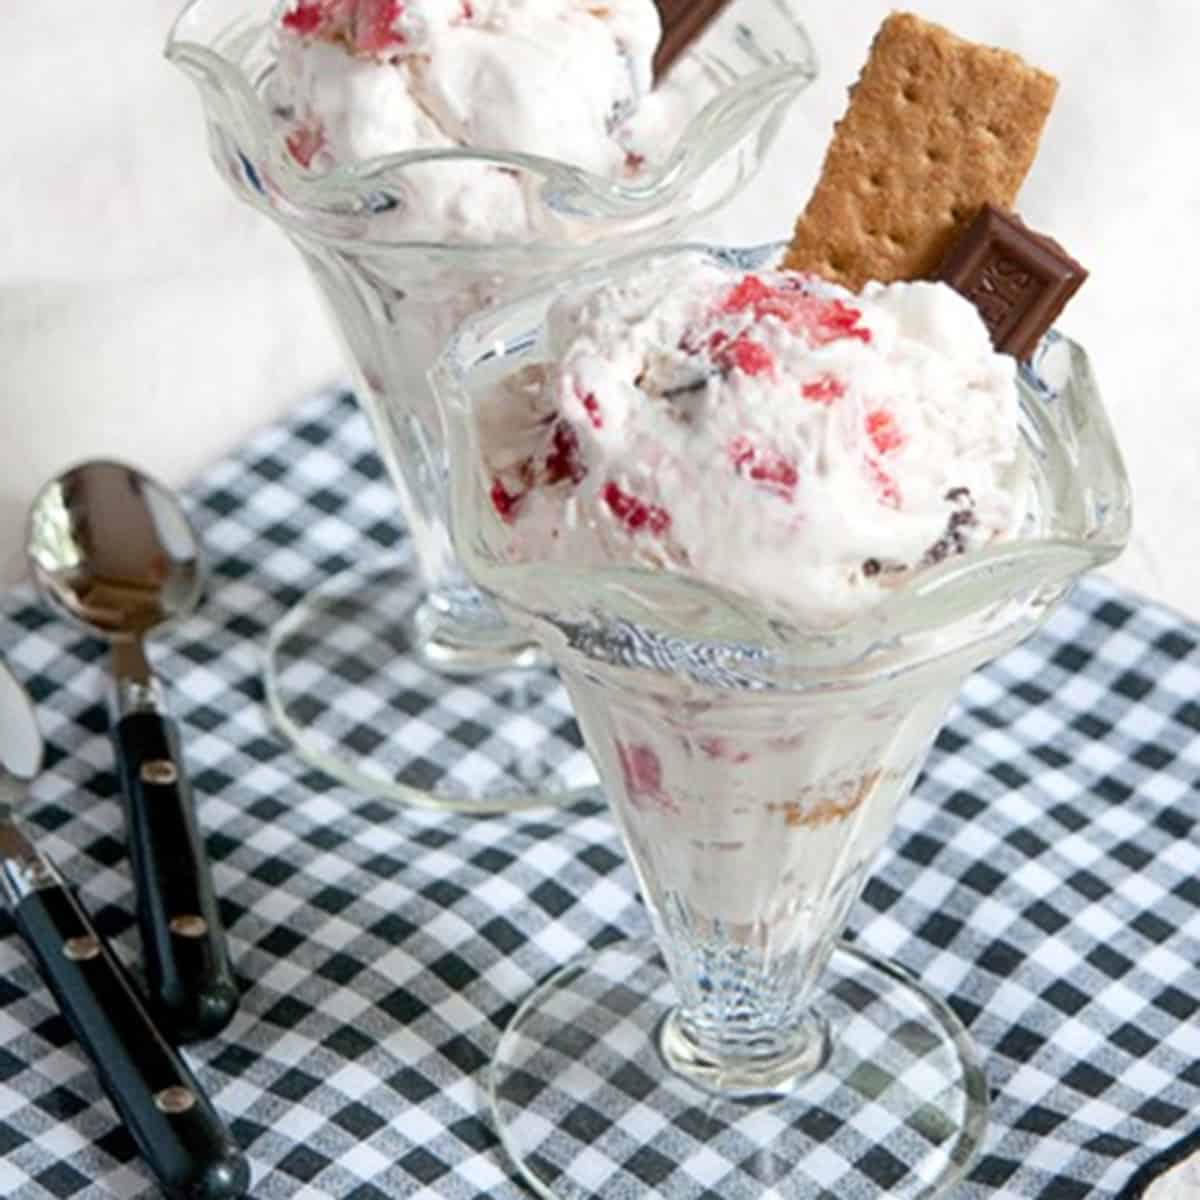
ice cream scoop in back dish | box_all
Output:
[165,0,817,814]
[431,235,1128,1200]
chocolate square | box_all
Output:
[935,205,1088,360]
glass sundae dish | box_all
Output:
[431,243,1131,1198]
[165,0,817,812]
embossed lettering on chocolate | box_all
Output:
[936,204,1088,361]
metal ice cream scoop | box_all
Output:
[0,657,248,1199]
[26,459,238,1042]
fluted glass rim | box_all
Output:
[432,241,1133,687]
[164,0,818,255]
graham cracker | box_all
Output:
[782,11,1058,290]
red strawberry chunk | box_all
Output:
[543,421,586,485]
[617,742,677,812]
[285,123,326,168]
[865,458,901,509]
[282,2,326,35]
[490,478,523,523]
[865,408,904,455]
[820,302,868,345]
[720,274,774,315]
[353,0,405,54]
[579,390,603,430]
[728,437,798,500]
[709,330,774,377]
[801,374,845,405]
[282,0,353,38]
[698,736,752,763]
[810,298,871,345]
[603,483,670,535]
[459,1,474,17]
[619,742,661,794]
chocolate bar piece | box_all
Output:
[653,0,733,82]
[936,205,1087,360]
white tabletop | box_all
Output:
[1,0,1197,627]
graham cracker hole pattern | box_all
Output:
[781,12,1059,288]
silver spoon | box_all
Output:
[26,460,238,1043]
[0,657,248,1199]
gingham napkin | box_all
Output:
[0,388,1198,1199]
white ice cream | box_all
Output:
[267,0,673,239]
[482,253,1030,627]
[566,672,951,941]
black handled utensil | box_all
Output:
[0,659,249,1200]
[26,459,238,1042]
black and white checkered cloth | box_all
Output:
[0,387,1197,1199]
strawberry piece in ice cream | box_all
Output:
[281,0,356,38]
[352,0,406,55]
[801,374,845,405]
[285,123,327,167]
[602,484,671,536]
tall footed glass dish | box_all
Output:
[165,0,817,813]
[432,245,1132,1199]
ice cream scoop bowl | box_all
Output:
[165,0,817,813]
[430,244,1131,1200]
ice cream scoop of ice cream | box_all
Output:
[480,252,1029,626]
[269,0,665,180]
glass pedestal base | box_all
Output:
[263,557,598,812]
[491,941,987,1200]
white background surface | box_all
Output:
[1,1,1197,625]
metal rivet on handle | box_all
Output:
[141,760,178,786]
[154,1086,196,1114]
[169,914,209,939]
[25,860,55,888]
[63,936,101,962]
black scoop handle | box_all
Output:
[114,711,238,1043]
